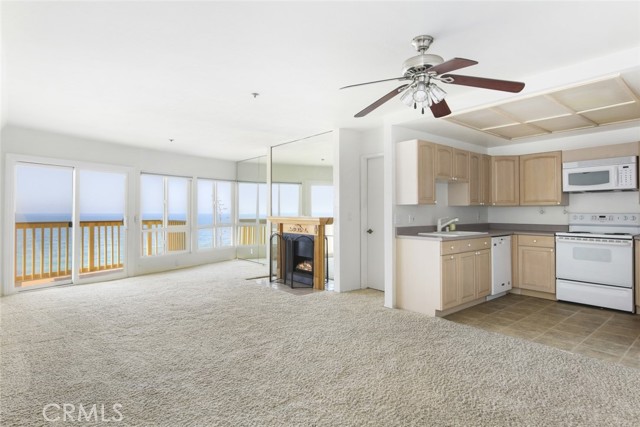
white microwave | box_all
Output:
[562,156,638,192]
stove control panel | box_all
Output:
[570,213,640,225]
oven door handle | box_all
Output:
[556,237,632,247]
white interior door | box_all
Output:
[365,156,384,291]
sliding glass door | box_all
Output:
[12,161,129,290]
[77,169,127,280]
[14,163,74,288]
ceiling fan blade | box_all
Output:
[428,58,478,75]
[430,99,452,118]
[442,74,525,93]
[355,84,409,118]
[340,76,409,90]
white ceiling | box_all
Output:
[3,1,640,162]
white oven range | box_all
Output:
[555,213,639,313]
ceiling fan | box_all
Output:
[341,35,525,118]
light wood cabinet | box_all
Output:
[511,235,519,288]
[441,242,492,310]
[395,140,436,205]
[448,152,489,206]
[476,249,492,297]
[491,156,520,206]
[520,151,568,206]
[517,235,555,294]
[453,149,470,182]
[480,155,491,205]
[436,145,469,182]
[435,145,454,181]
[396,236,491,316]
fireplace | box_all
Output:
[285,234,315,287]
[268,216,333,290]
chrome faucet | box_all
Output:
[437,216,459,232]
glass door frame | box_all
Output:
[3,154,133,294]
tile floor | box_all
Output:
[445,294,640,369]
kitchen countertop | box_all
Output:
[396,223,565,241]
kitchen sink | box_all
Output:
[418,231,489,237]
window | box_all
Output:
[310,184,334,217]
[271,183,301,216]
[140,174,190,256]
[197,179,233,250]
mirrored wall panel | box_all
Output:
[236,156,268,264]
[270,132,335,281]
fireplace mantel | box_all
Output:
[268,216,333,236]
[268,217,333,290]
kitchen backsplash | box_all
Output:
[396,183,640,227]
[395,183,488,226]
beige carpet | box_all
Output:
[1,260,639,426]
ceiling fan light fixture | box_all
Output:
[429,83,447,104]
[413,81,429,102]
[400,87,415,107]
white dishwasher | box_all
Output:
[489,235,512,298]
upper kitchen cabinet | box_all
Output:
[396,139,436,205]
[435,145,454,180]
[491,156,520,206]
[520,151,568,206]
[453,149,470,182]
[449,152,490,206]
[480,155,491,205]
[435,145,469,182]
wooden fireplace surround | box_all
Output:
[268,216,333,290]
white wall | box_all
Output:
[2,126,236,179]
[1,125,238,294]
[333,129,362,292]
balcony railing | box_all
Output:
[15,220,125,285]
[15,219,266,286]
[237,222,267,246]
[141,219,187,256]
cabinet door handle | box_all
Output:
[550,249,554,252]
[533,239,537,243]
[450,256,454,259]
[467,243,471,247]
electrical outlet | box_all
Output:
[408,215,415,223]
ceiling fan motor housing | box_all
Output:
[402,54,445,77]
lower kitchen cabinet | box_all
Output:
[441,248,491,310]
[517,235,556,294]
[396,236,491,316]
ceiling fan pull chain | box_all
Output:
[413,103,417,109]
[421,107,425,115]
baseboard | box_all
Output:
[436,297,486,317]
[509,288,556,301]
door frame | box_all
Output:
[3,154,134,295]
[360,153,383,289]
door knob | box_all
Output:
[366,229,373,234]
